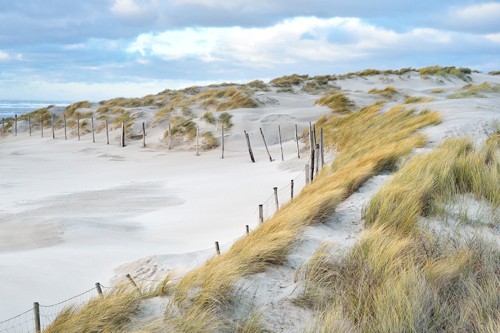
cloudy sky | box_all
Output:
[0,0,499,101]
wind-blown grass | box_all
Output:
[163,103,440,329]
[300,137,500,332]
[368,86,398,98]
[315,92,355,113]
[448,82,500,99]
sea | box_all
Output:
[0,100,71,119]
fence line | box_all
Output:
[0,121,322,331]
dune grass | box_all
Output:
[419,66,472,80]
[270,74,309,87]
[315,91,355,114]
[448,82,500,99]
[43,286,141,333]
[189,88,257,112]
[299,137,500,332]
[403,96,433,104]
[368,86,398,98]
[157,103,440,330]
[489,70,500,76]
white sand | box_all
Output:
[1,72,499,324]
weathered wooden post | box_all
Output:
[64,115,67,140]
[95,282,103,296]
[121,122,125,147]
[291,179,294,200]
[28,115,32,136]
[320,127,325,168]
[40,117,44,138]
[91,116,95,143]
[295,124,300,159]
[246,225,250,235]
[244,130,255,163]
[221,126,225,159]
[259,204,264,224]
[259,128,273,162]
[167,122,172,150]
[305,163,310,185]
[51,113,55,139]
[278,125,284,161]
[215,241,221,255]
[195,127,200,156]
[274,187,279,212]
[309,122,313,156]
[312,124,317,147]
[105,119,109,144]
[14,114,17,136]
[310,149,315,182]
[142,122,146,147]
[77,115,80,141]
[315,144,320,175]
[126,274,141,293]
[34,302,41,333]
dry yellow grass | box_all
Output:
[315,91,355,113]
[403,96,434,104]
[368,86,398,98]
[300,137,500,332]
[165,103,440,327]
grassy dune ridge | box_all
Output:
[299,138,500,332]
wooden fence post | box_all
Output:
[125,274,141,293]
[309,122,313,156]
[91,116,95,143]
[28,115,32,136]
[14,114,17,136]
[310,149,315,182]
[77,115,80,141]
[320,127,324,168]
[196,127,200,156]
[221,126,225,159]
[121,122,125,147]
[40,117,43,138]
[305,163,310,185]
[274,187,279,212]
[278,125,284,161]
[64,115,67,140]
[95,282,103,296]
[291,179,294,200]
[259,127,273,162]
[295,124,300,159]
[259,204,264,224]
[215,241,221,255]
[34,302,41,333]
[51,113,55,139]
[246,225,250,235]
[315,144,320,175]
[244,130,255,163]
[105,119,109,144]
[142,122,146,147]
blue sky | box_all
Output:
[0,0,499,101]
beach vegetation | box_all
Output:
[201,111,216,125]
[299,137,500,332]
[419,66,472,80]
[368,85,398,98]
[270,74,309,87]
[315,91,355,113]
[218,112,233,129]
[403,96,433,104]
[488,70,500,75]
[201,131,219,150]
[447,82,500,99]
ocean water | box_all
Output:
[0,100,71,119]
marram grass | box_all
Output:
[300,137,500,333]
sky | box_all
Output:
[0,0,499,101]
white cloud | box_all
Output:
[127,16,457,66]
[0,51,10,61]
[447,2,500,32]
[110,0,158,23]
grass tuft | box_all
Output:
[315,92,355,113]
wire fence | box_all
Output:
[0,122,321,332]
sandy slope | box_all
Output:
[1,72,499,324]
